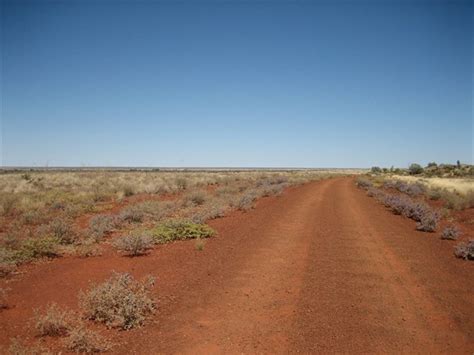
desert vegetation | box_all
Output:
[357,170,473,261]
[357,179,440,232]
[0,169,343,274]
[80,272,155,330]
[0,169,351,353]
[454,240,474,260]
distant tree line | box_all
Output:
[370,161,473,177]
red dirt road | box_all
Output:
[1,177,473,353]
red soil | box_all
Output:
[1,177,473,353]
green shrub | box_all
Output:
[18,237,60,260]
[151,219,215,244]
[408,163,424,175]
[80,272,155,330]
[370,166,382,174]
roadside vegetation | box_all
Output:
[357,162,473,261]
[0,170,345,276]
[0,169,351,353]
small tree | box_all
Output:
[457,160,461,168]
[408,163,423,175]
[371,166,382,174]
[427,162,437,168]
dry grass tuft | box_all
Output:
[8,338,50,355]
[34,303,73,337]
[64,325,110,353]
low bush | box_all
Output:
[356,177,372,189]
[441,225,460,240]
[45,218,78,245]
[216,186,239,196]
[1,230,23,250]
[415,211,439,232]
[127,200,171,221]
[427,188,442,200]
[151,219,215,244]
[370,166,382,174]
[80,272,155,330]
[0,193,18,216]
[383,180,425,196]
[34,303,73,337]
[64,325,109,353]
[175,177,187,190]
[189,203,228,224]
[408,163,424,175]
[18,236,60,260]
[8,338,48,355]
[362,185,440,232]
[113,234,154,256]
[183,191,207,206]
[122,185,135,197]
[119,206,144,223]
[88,215,118,242]
[21,210,46,225]
[235,191,257,211]
[260,183,286,197]
[75,242,102,258]
[454,240,474,260]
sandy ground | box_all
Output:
[1,177,473,353]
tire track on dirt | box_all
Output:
[120,178,335,354]
[291,178,473,353]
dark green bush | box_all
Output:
[408,163,424,175]
[151,219,215,244]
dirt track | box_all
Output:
[1,177,473,353]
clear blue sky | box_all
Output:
[1,0,472,168]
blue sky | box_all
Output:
[1,0,472,168]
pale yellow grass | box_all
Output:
[393,176,474,195]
